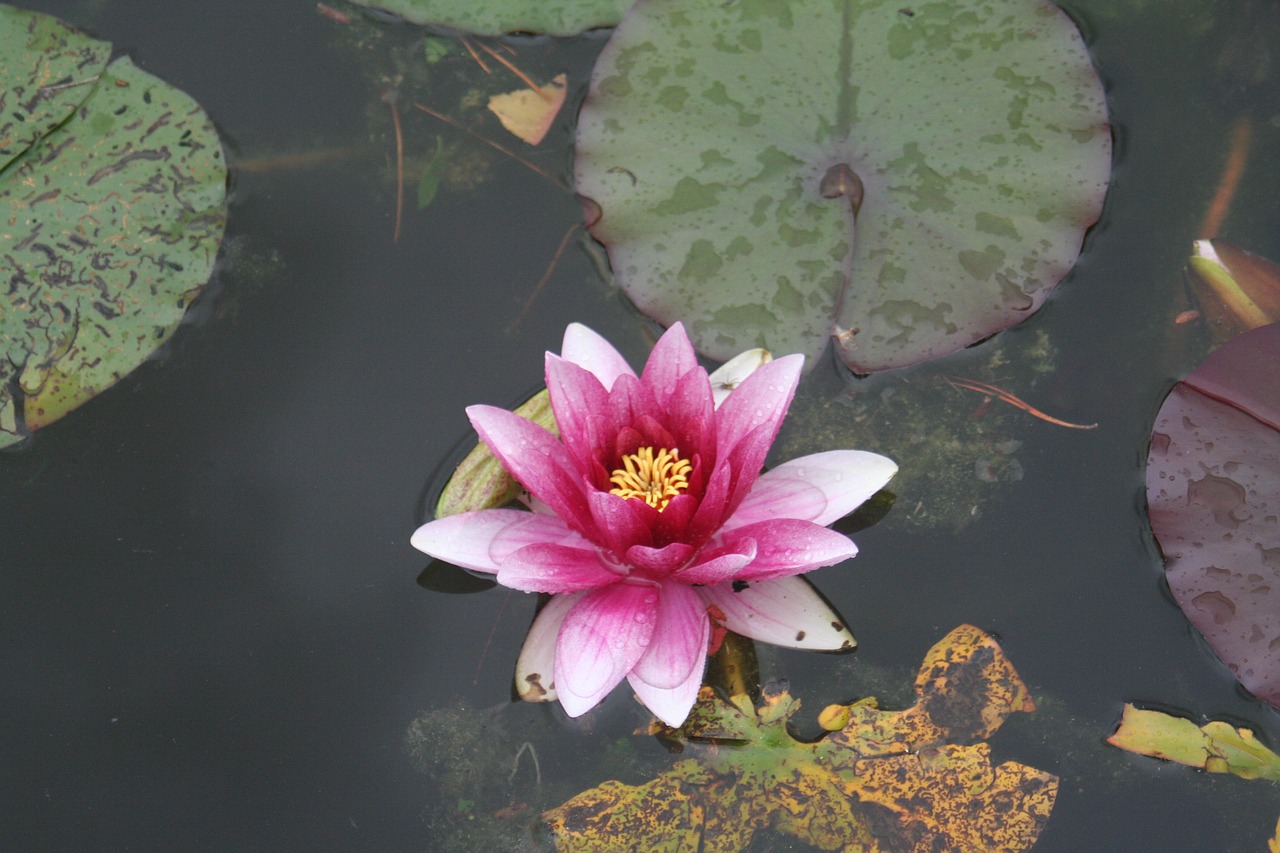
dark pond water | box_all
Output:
[4,0,1279,850]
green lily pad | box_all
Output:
[345,0,630,36]
[0,5,110,169]
[574,0,1111,373]
[0,8,227,447]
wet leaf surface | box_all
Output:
[1146,322,1280,709]
[1107,704,1280,781]
[0,7,227,447]
[574,0,1110,373]
[344,0,629,36]
[544,624,1056,852]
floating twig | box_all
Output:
[945,376,1097,430]
[384,94,406,243]
[460,36,492,74]
[412,101,563,186]
[475,41,552,100]
[507,221,582,334]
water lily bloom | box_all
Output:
[412,323,896,726]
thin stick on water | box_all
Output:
[383,93,406,243]
[945,376,1098,430]
[412,102,563,187]
[506,221,582,334]
[474,41,552,100]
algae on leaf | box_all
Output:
[0,5,227,447]
[574,0,1110,373]
[545,625,1057,852]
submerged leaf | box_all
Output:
[416,136,447,209]
[1146,322,1280,709]
[1107,704,1280,781]
[344,0,629,36]
[574,0,1110,373]
[0,8,227,447]
[545,624,1056,852]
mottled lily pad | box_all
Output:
[545,625,1056,851]
[0,8,227,447]
[575,0,1110,373]
[1146,322,1280,709]
[345,0,629,36]
[0,5,110,169]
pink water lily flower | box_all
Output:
[412,323,896,726]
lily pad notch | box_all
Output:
[574,0,1111,373]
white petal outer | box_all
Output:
[708,348,772,409]
[724,450,898,530]
[628,643,709,727]
[515,592,584,703]
[560,323,636,391]
[410,510,577,573]
[700,576,855,651]
[630,584,709,690]
[554,584,659,718]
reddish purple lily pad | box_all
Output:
[1146,322,1280,709]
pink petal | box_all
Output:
[628,591,709,726]
[561,323,635,391]
[499,543,623,593]
[714,353,803,463]
[640,323,699,407]
[467,405,591,536]
[604,373,662,445]
[673,539,758,585]
[625,541,696,575]
[725,451,898,530]
[554,583,660,717]
[728,519,858,581]
[701,576,855,651]
[660,366,715,459]
[587,490,654,557]
[627,664,706,728]
[630,583,709,689]
[410,509,576,573]
[545,354,611,469]
[515,592,583,703]
[684,460,733,547]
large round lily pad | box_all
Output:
[0,7,227,447]
[1146,322,1280,709]
[345,0,630,36]
[574,0,1111,373]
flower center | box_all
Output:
[608,446,692,511]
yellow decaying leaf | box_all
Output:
[1269,815,1280,853]
[1106,704,1280,781]
[545,624,1057,853]
[487,73,567,145]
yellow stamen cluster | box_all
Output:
[608,446,692,511]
